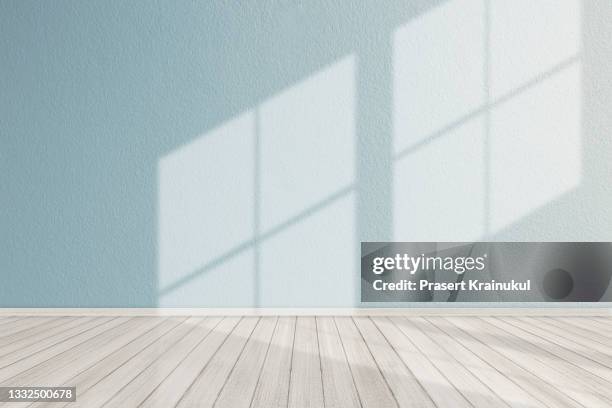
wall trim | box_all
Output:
[1,308,610,317]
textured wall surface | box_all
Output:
[2,0,611,307]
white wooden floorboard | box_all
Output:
[0,318,157,391]
[0,316,610,407]
[539,317,612,348]
[315,317,361,408]
[354,317,433,408]
[0,317,67,348]
[287,317,324,408]
[506,317,612,370]
[102,317,218,407]
[0,318,165,408]
[519,317,612,361]
[398,317,510,408]
[0,317,106,368]
[484,317,612,384]
[412,317,546,408]
[450,317,611,407]
[480,318,612,402]
[250,317,295,408]
[0,317,83,359]
[581,317,612,334]
[74,316,203,407]
[0,318,60,340]
[139,317,238,408]
[335,317,397,408]
[373,317,472,408]
[0,317,24,326]
[553,316,612,336]
[0,317,124,383]
[215,317,277,408]
[0,318,160,407]
[431,317,583,408]
[29,318,186,408]
[593,316,612,327]
[176,317,259,408]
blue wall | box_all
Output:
[2,0,612,307]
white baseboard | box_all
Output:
[1,308,610,317]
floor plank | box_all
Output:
[413,317,545,408]
[74,316,205,407]
[140,317,239,408]
[287,317,324,408]
[0,318,68,348]
[0,317,24,327]
[398,317,509,408]
[336,317,397,408]
[553,317,612,336]
[1,318,160,389]
[430,317,583,408]
[102,317,220,407]
[0,315,609,408]
[450,317,611,407]
[0,318,60,340]
[0,318,85,359]
[487,317,612,404]
[316,317,361,408]
[373,317,471,408]
[215,317,278,408]
[354,317,433,408]
[29,318,187,408]
[485,317,612,384]
[176,317,259,408]
[251,317,295,408]
[593,316,612,328]
[0,317,122,383]
[506,317,612,369]
[538,317,612,348]
[520,317,612,361]
[581,317,612,333]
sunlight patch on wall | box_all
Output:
[393,0,485,153]
[158,55,356,307]
[159,250,256,307]
[489,0,580,98]
[158,112,255,306]
[490,64,582,231]
[393,0,582,239]
[488,0,582,231]
[260,193,356,307]
[259,56,355,233]
[393,117,485,241]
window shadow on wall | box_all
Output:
[3,0,609,307]
[155,0,432,307]
[157,0,604,307]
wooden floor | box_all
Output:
[0,316,611,407]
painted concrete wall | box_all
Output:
[2,0,611,307]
